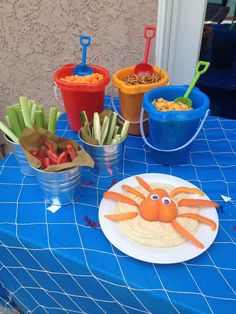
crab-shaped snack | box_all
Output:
[104,176,219,248]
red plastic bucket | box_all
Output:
[54,64,110,132]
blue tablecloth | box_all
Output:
[0,97,236,314]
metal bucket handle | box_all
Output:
[140,107,210,152]
[111,85,148,125]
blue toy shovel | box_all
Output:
[73,35,93,76]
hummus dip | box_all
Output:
[116,183,200,248]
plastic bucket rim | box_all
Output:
[54,64,110,91]
[142,85,209,121]
[112,65,169,94]
[112,67,169,94]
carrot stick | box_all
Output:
[178,213,217,231]
[135,176,152,192]
[103,191,138,206]
[178,199,219,208]
[170,187,204,198]
[171,219,204,249]
[104,212,138,221]
[122,185,145,199]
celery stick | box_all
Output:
[101,116,109,137]
[36,104,46,127]
[18,109,26,131]
[100,118,109,145]
[106,112,117,145]
[0,121,19,143]
[111,138,118,145]
[20,96,32,128]
[28,100,35,113]
[56,111,61,121]
[120,120,130,140]
[93,112,101,144]
[91,126,94,138]
[35,111,44,128]
[80,111,89,126]
[13,104,20,115]
[6,106,22,138]
[5,115,11,129]
[44,113,48,129]
[113,125,119,138]
[30,101,37,125]
[47,107,58,133]
[37,104,44,111]
[118,124,123,135]
[115,134,121,144]
[80,111,91,136]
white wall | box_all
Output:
[156,0,207,85]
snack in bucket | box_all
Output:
[122,72,161,86]
[79,109,130,146]
[152,98,193,112]
[141,85,210,165]
[19,128,94,205]
[79,109,129,178]
[0,96,60,144]
[54,64,110,132]
[112,66,169,135]
[61,73,103,84]
[20,127,94,172]
[0,96,61,176]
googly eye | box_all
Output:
[162,197,171,205]
[150,194,159,200]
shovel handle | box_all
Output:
[196,60,210,74]
[80,35,91,66]
[184,61,210,98]
[143,26,156,64]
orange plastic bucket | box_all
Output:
[54,64,110,132]
[112,66,169,135]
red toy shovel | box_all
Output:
[134,26,156,75]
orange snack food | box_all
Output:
[61,73,103,84]
[104,212,138,221]
[121,72,161,86]
[152,98,192,112]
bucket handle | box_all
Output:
[111,85,148,125]
[140,108,210,152]
[53,82,63,106]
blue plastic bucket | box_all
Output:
[140,85,210,165]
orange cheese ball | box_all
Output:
[61,73,103,84]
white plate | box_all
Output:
[99,173,219,264]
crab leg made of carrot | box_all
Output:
[135,176,153,192]
[103,191,138,207]
[104,212,138,221]
[170,187,205,198]
[178,213,217,230]
[122,185,145,199]
[171,219,204,249]
[178,199,219,208]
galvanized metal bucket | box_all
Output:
[5,136,35,176]
[79,133,125,177]
[32,166,81,205]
